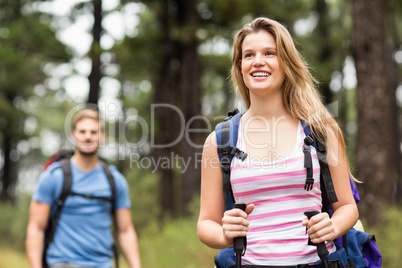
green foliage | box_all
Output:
[122,163,161,233]
[3,203,402,268]
[369,206,402,268]
[112,6,160,84]
[0,202,30,251]
[139,215,217,267]
[0,247,29,268]
[0,203,217,268]
[0,1,72,202]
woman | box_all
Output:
[197,17,358,267]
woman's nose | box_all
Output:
[253,53,265,65]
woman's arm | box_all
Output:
[197,131,254,249]
[303,126,359,244]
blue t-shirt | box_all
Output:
[33,161,131,267]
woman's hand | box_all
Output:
[302,212,337,244]
[221,204,255,246]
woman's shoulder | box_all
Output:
[323,122,347,167]
[204,130,218,149]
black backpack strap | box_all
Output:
[43,158,73,266]
[68,192,113,202]
[218,119,235,210]
[47,159,73,244]
[217,111,247,210]
[301,121,338,207]
[315,139,338,208]
[217,110,249,263]
[303,136,315,191]
[99,160,119,268]
[100,160,117,212]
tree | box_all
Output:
[0,0,69,202]
[87,0,103,105]
[147,0,203,217]
[111,0,362,220]
[352,0,401,226]
[175,0,203,216]
[386,0,402,202]
[110,0,203,217]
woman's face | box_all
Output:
[240,30,284,98]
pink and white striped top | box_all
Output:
[230,121,335,266]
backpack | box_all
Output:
[42,150,119,268]
[214,109,382,268]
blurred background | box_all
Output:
[0,0,402,267]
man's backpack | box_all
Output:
[214,110,382,268]
[42,150,119,268]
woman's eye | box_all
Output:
[266,51,275,56]
[244,53,253,58]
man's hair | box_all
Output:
[72,108,105,133]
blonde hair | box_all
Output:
[72,108,105,133]
[231,17,339,145]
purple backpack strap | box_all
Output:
[349,174,360,203]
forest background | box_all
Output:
[1,0,402,267]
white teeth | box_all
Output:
[252,72,270,77]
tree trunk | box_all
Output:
[315,0,333,104]
[0,92,19,204]
[87,0,102,105]
[176,0,202,216]
[151,0,202,217]
[0,134,16,203]
[352,0,397,226]
[152,0,181,217]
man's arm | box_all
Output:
[26,201,51,268]
[115,208,142,268]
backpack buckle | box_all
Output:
[228,108,240,117]
[304,177,314,191]
[230,147,248,161]
[304,135,314,146]
[224,109,240,121]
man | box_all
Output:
[26,108,141,268]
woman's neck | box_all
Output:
[245,91,291,120]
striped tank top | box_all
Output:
[230,121,336,266]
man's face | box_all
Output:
[72,118,104,156]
